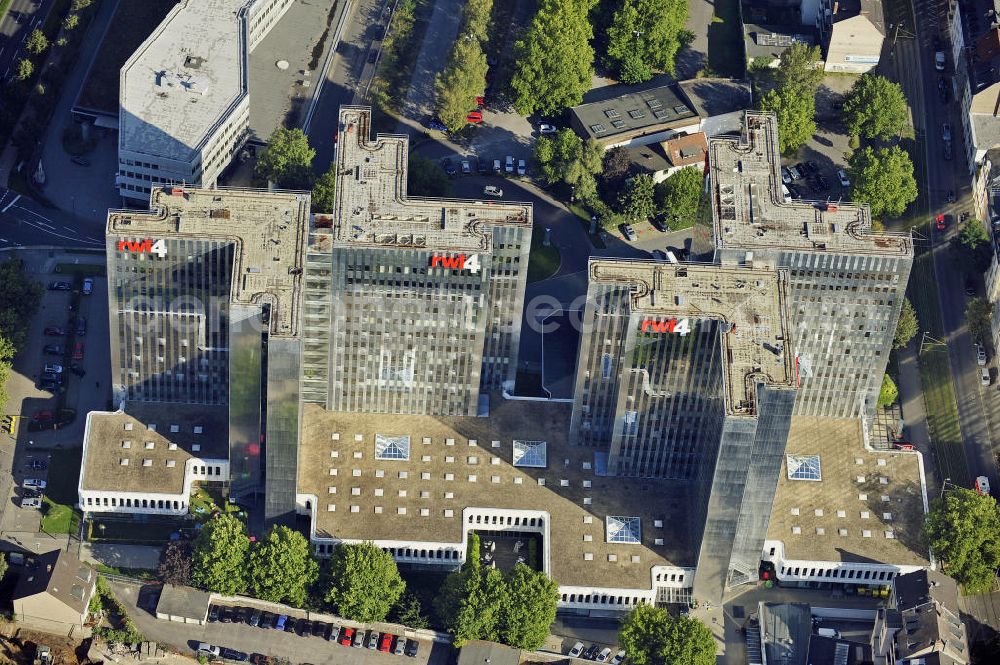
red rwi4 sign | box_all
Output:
[118,238,167,258]
[640,318,691,335]
[430,254,481,273]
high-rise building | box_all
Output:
[104,186,309,522]
[302,107,533,416]
[709,112,913,426]
[569,259,797,601]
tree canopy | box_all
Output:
[511,0,596,115]
[619,604,716,665]
[497,564,560,649]
[605,0,688,83]
[17,58,33,82]
[25,29,49,56]
[877,373,898,407]
[655,167,703,229]
[158,541,192,587]
[848,146,918,219]
[435,38,489,132]
[893,298,918,349]
[248,525,319,607]
[256,128,316,190]
[924,488,1000,593]
[191,514,249,595]
[311,168,336,213]
[325,542,405,623]
[407,154,453,197]
[618,174,656,221]
[773,43,823,92]
[759,87,815,154]
[965,297,993,343]
[533,129,603,201]
[842,74,908,139]
[954,218,993,274]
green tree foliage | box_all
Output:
[925,488,1000,593]
[878,373,898,407]
[25,29,49,56]
[511,0,596,115]
[407,154,453,197]
[0,553,7,583]
[893,298,919,349]
[325,542,405,622]
[435,39,489,132]
[620,604,716,665]
[72,0,93,9]
[256,128,316,190]
[17,58,34,82]
[63,13,79,30]
[0,260,41,350]
[498,564,560,649]
[599,147,633,199]
[191,514,249,595]
[655,167,704,228]
[463,0,493,44]
[391,592,429,629]
[954,218,992,273]
[966,297,994,343]
[311,168,336,213]
[618,174,656,221]
[759,88,815,154]
[248,526,319,607]
[606,0,688,83]
[842,74,908,139]
[773,43,823,92]
[532,129,603,200]
[434,534,481,631]
[848,146,918,219]
[959,217,989,251]
[158,540,192,587]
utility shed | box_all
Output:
[155,584,211,624]
[457,641,522,665]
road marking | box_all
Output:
[0,194,20,213]
[12,204,56,228]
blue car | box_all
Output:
[428,119,447,131]
[274,614,288,631]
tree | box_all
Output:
[311,168,336,213]
[407,154,453,197]
[325,542,405,622]
[618,174,656,221]
[966,297,993,343]
[848,146,918,219]
[391,593,429,629]
[533,129,602,200]
[158,541,192,587]
[877,373,898,407]
[256,128,316,190]
[620,604,716,665]
[0,553,7,583]
[773,43,823,93]
[959,217,989,251]
[655,167,703,228]
[25,29,48,56]
[605,0,688,83]
[435,534,481,632]
[17,58,33,82]
[893,298,918,349]
[498,564,559,650]
[62,13,79,30]
[599,147,633,198]
[955,218,993,273]
[511,0,596,115]
[759,87,815,154]
[72,0,93,9]
[925,488,1000,593]
[462,0,493,44]
[435,38,489,132]
[842,74,908,140]
[191,514,249,595]
[247,525,318,606]
[0,259,43,350]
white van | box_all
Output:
[816,627,841,639]
[483,185,503,198]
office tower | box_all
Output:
[105,186,309,522]
[569,259,797,601]
[305,106,533,416]
[709,112,913,426]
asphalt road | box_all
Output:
[0,0,55,83]
[0,187,104,247]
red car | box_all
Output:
[475,95,485,107]
[378,633,393,653]
[72,342,84,361]
[33,410,53,421]
[935,213,946,231]
[466,111,483,124]
[43,327,65,336]
[338,627,355,647]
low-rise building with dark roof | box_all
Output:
[627,132,708,183]
[887,570,969,665]
[743,22,818,68]
[814,0,886,73]
[568,85,700,148]
[457,641,521,665]
[12,549,96,628]
[155,584,212,624]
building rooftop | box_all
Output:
[569,85,698,143]
[894,569,960,613]
[12,549,94,618]
[119,0,247,163]
[831,0,885,33]
[587,260,796,416]
[676,79,752,122]
[333,106,531,253]
[808,636,872,665]
[297,399,696,590]
[662,133,708,168]
[759,602,813,665]
[106,186,309,338]
[81,402,229,495]
[767,416,929,566]
[155,584,211,621]
[743,23,817,62]
[457,642,521,665]
[710,112,912,257]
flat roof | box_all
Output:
[833,0,885,32]
[675,79,752,120]
[106,186,309,338]
[710,112,912,257]
[298,399,696,590]
[743,24,817,61]
[587,260,796,416]
[767,416,928,566]
[569,85,698,142]
[156,584,211,620]
[120,0,247,162]
[759,602,812,665]
[81,403,228,495]
[333,106,531,253]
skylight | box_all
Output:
[787,454,822,481]
[513,440,547,468]
[375,434,410,461]
[606,516,641,544]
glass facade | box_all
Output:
[264,338,301,527]
[228,304,264,500]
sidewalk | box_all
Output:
[896,342,938,483]
[397,0,463,126]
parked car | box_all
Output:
[43,344,63,355]
[352,629,365,648]
[70,364,86,377]
[942,123,952,142]
[780,167,793,184]
[366,630,379,649]
[219,606,233,623]
[393,636,407,656]
[338,627,355,646]
[597,648,613,662]
[260,611,274,628]
[47,281,71,291]
[20,497,42,509]
[505,155,514,173]
[82,278,94,295]
[935,50,946,71]
[23,479,46,490]
[378,633,393,652]
[804,161,819,174]
[466,111,483,124]
[22,488,41,499]
[283,617,298,633]
[248,608,261,627]
[71,156,91,167]
[274,614,288,631]
[441,158,457,176]
[483,185,503,198]
[76,317,86,337]
[220,647,248,662]
[33,410,53,421]
[405,640,419,657]
[977,344,987,366]
[461,159,472,174]
[196,644,220,658]
[935,213,947,231]
[837,169,850,187]
[610,650,626,665]
[43,327,65,336]
[73,342,84,361]
[311,620,326,637]
[981,367,991,386]
[569,642,585,658]
[788,165,803,180]
[327,624,341,642]
[620,224,637,241]
[492,159,502,173]
[516,159,526,175]
[538,123,557,134]
[296,619,311,636]
[43,364,63,375]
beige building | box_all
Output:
[12,549,96,628]
[814,0,885,73]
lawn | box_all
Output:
[54,262,106,276]
[40,448,82,534]
[706,0,745,78]
[527,224,560,283]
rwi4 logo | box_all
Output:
[430,254,481,273]
[640,318,691,335]
[117,238,167,258]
